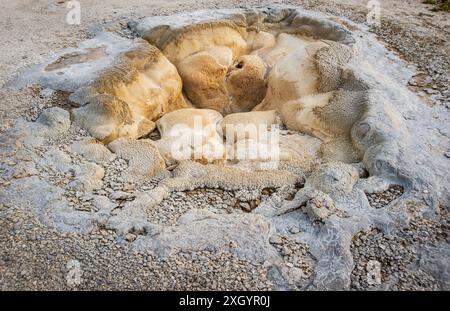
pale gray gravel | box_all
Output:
[0,0,449,290]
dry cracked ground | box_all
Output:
[0,0,449,290]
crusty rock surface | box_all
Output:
[156,108,225,164]
[177,47,233,114]
[0,4,449,292]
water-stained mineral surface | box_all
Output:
[1,6,449,290]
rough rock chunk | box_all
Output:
[254,34,328,111]
[247,31,276,51]
[34,107,71,137]
[94,42,188,122]
[278,132,322,172]
[221,110,278,143]
[226,55,267,112]
[162,161,300,192]
[71,41,188,143]
[304,190,336,222]
[70,138,116,163]
[71,94,136,143]
[69,162,105,192]
[156,108,225,164]
[41,147,72,173]
[315,41,352,92]
[108,138,167,182]
[279,93,334,140]
[149,21,247,65]
[308,162,359,196]
[178,47,233,114]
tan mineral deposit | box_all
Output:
[0,0,449,292]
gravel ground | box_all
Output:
[366,185,404,209]
[0,0,449,290]
[350,202,449,290]
[0,208,271,290]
